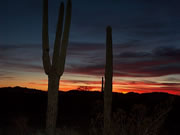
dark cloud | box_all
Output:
[0,44,41,62]
[64,44,180,78]
[1,41,180,79]
[67,42,104,56]
[65,64,105,76]
[0,44,43,75]
[1,61,43,73]
[116,46,180,59]
[118,52,151,58]
[112,46,180,77]
[65,61,180,78]
[114,61,180,77]
[153,46,180,60]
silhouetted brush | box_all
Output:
[42,0,72,134]
[104,26,113,135]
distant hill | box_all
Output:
[0,87,180,135]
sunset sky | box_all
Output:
[1,0,180,95]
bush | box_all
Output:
[90,96,174,135]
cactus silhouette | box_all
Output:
[101,77,104,93]
[42,0,72,134]
[104,26,113,135]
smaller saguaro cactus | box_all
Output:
[42,0,72,134]
[101,77,104,93]
[104,26,113,135]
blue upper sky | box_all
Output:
[3,0,180,44]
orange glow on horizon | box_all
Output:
[1,79,180,96]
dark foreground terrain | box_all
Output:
[0,87,180,135]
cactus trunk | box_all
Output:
[104,26,113,135]
[46,74,60,134]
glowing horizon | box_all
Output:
[1,72,180,95]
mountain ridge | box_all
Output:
[0,86,178,97]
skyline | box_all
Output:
[1,0,180,95]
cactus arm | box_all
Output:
[42,0,51,75]
[58,0,72,76]
[52,3,64,71]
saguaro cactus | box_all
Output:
[42,0,72,134]
[104,26,113,135]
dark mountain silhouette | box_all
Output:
[0,86,180,135]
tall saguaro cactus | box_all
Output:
[42,0,72,134]
[104,26,113,135]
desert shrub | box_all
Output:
[90,96,174,135]
[4,116,31,135]
[29,127,81,135]
[89,113,103,135]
